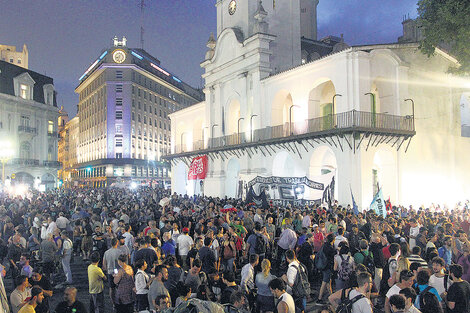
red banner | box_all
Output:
[188,156,208,180]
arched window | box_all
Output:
[20,142,31,159]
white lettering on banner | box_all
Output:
[189,158,204,177]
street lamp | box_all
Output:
[180,132,187,152]
[332,94,342,116]
[404,98,415,117]
[237,117,245,144]
[0,140,14,184]
[289,105,300,135]
[250,114,258,142]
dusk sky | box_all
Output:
[0,0,418,117]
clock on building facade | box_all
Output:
[228,0,236,15]
[112,50,126,63]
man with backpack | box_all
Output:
[354,239,375,278]
[380,243,400,296]
[335,272,374,313]
[413,270,442,310]
[283,249,310,313]
[246,223,268,262]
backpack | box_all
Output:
[336,288,365,313]
[414,286,434,310]
[314,245,328,270]
[290,263,311,299]
[223,244,235,260]
[254,234,266,254]
[360,251,375,278]
[338,255,354,281]
[380,258,397,295]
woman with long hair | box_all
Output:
[114,254,135,313]
[255,259,276,313]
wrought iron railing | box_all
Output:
[10,158,40,166]
[44,161,61,167]
[47,131,58,138]
[174,110,414,153]
[18,126,37,134]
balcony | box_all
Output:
[44,161,62,168]
[10,158,40,166]
[47,131,58,138]
[18,125,37,134]
[169,110,415,157]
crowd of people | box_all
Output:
[0,186,469,313]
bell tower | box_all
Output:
[214,0,302,73]
[300,0,319,40]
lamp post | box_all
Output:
[332,94,342,128]
[250,114,258,142]
[180,132,187,152]
[404,98,415,117]
[0,140,14,184]
[237,117,245,144]
[289,105,300,135]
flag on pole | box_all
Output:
[370,188,386,218]
[350,186,359,215]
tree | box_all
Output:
[418,0,470,74]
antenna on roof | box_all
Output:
[140,0,145,49]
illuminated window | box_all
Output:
[48,120,54,134]
[115,138,123,147]
[20,84,29,99]
[116,124,122,134]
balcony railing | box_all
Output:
[172,110,415,154]
[10,158,40,166]
[44,161,61,168]
[18,125,37,134]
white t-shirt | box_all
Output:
[279,292,296,313]
[334,235,348,250]
[286,261,300,294]
[386,284,402,299]
[177,234,194,256]
[349,289,373,313]
[409,226,420,249]
[429,274,451,297]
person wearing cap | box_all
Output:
[176,227,193,270]
[312,223,324,253]
[18,286,43,313]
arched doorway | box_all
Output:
[308,80,336,130]
[41,173,56,190]
[15,172,34,186]
[309,146,338,199]
[272,151,296,177]
[226,100,241,136]
[372,148,397,202]
[225,158,240,198]
[271,91,294,133]
[174,161,188,195]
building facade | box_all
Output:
[70,37,204,187]
[0,59,60,189]
[0,44,28,69]
[167,0,470,209]
[58,114,79,186]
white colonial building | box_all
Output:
[0,58,60,190]
[167,0,470,209]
